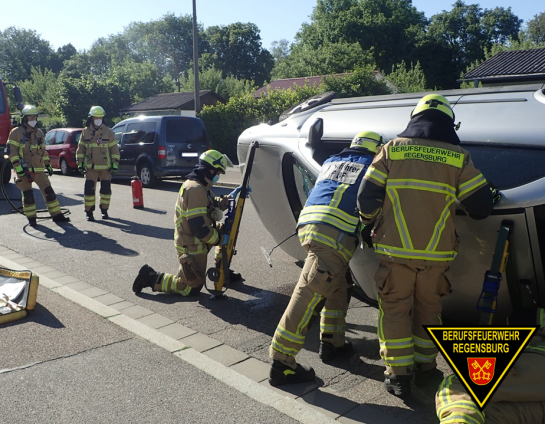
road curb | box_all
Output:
[0,251,342,424]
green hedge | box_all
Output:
[198,85,320,163]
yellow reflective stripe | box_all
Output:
[389,145,464,168]
[426,197,455,251]
[413,335,435,348]
[382,355,414,366]
[7,139,20,147]
[376,244,457,261]
[207,230,219,245]
[386,188,413,250]
[175,244,207,255]
[297,228,354,261]
[176,205,208,219]
[458,173,487,198]
[378,297,385,341]
[438,374,455,408]
[526,345,545,353]
[9,156,20,163]
[365,167,387,185]
[414,352,437,363]
[300,205,359,226]
[320,323,345,333]
[380,338,414,350]
[359,209,380,220]
[271,340,300,356]
[297,293,323,335]
[437,400,484,424]
[276,325,305,344]
[320,309,345,319]
[387,179,456,196]
[30,167,46,172]
[329,183,349,209]
[540,308,544,328]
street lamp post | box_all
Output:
[192,0,200,114]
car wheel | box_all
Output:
[60,158,72,175]
[138,162,158,188]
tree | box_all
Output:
[526,12,545,44]
[270,39,290,64]
[179,67,256,100]
[0,27,54,82]
[49,43,78,74]
[201,22,274,86]
[386,61,428,93]
[17,67,61,117]
[321,64,391,97]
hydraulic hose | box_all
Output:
[0,158,71,220]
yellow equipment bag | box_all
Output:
[0,267,39,325]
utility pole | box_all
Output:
[192,0,200,114]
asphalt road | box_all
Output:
[0,169,449,423]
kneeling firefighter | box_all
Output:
[268,131,383,386]
[75,106,120,221]
[132,150,242,297]
[7,105,70,226]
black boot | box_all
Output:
[100,207,109,220]
[52,213,70,223]
[86,209,95,222]
[319,340,353,362]
[268,360,315,387]
[384,374,412,397]
[28,217,37,227]
[414,367,444,388]
[132,264,158,294]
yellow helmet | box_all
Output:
[21,105,39,117]
[411,94,454,120]
[199,150,227,173]
[88,106,106,117]
[350,131,384,153]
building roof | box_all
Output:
[253,74,346,97]
[462,47,545,83]
[120,90,226,113]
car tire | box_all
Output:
[60,158,73,175]
[138,162,158,188]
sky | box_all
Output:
[1,0,543,52]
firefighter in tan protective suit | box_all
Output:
[268,131,383,386]
[436,308,545,424]
[75,106,120,221]
[7,105,70,227]
[132,150,242,297]
[357,94,501,397]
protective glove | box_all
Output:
[360,224,374,249]
[222,234,230,246]
[489,183,502,205]
[15,165,25,177]
[47,165,54,176]
[78,163,85,175]
[111,162,119,174]
[229,185,252,199]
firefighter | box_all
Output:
[268,131,384,386]
[357,94,500,397]
[436,308,545,424]
[7,105,70,226]
[75,106,120,221]
[132,150,242,297]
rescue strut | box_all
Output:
[477,220,514,325]
[205,141,259,300]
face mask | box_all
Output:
[212,175,220,184]
[94,119,103,127]
[27,120,37,128]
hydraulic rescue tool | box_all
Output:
[477,220,514,325]
[205,141,259,299]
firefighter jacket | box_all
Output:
[358,137,492,266]
[7,124,49,173]
[297,148,374,260]
[76,124,120,170]
[174,178,228,256]
[436,313,545,424]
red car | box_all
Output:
[44,128,83,175]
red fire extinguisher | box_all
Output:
[131,176,144,209]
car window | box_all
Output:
[45,131,55,145]
[282,154,317,221]
[123,122,157,144]
[462,144,545,190]
[71,131,82,145]
[113,126,124,144]
[54,131,67,145]
[166,119,206,144]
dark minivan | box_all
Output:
[112,116,209,187]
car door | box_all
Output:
[44,130,56,165]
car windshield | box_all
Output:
[463,143,545,190]
[166,119,206,144]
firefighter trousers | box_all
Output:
[375,261,451,376]
[84,169,112,211]
[436,349,545,423]
[15,172,62,219]
[270,239,353,366]
[154,252,207,296]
